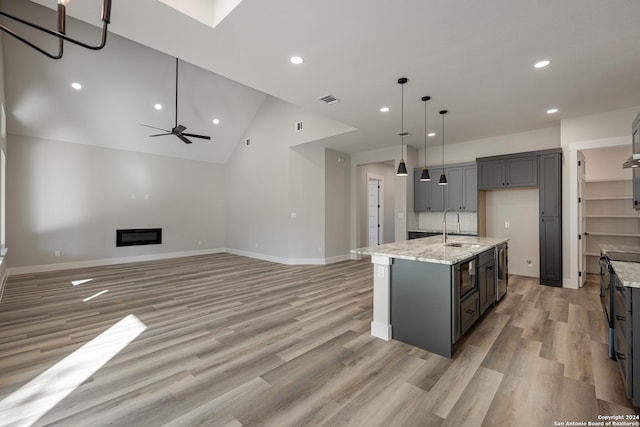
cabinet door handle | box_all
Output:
[541,211,544,215]
[616,286,625,292]
[541,218,545,222]
[488,266,493,270]
[466,309,475,315]
[616,314,626,322]
[616,351,626,361]
[502,182,505,186]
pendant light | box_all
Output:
[438,110,448,185]
[420,96,431,181]
[396,77,409,176]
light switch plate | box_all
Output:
[505,221,510,229]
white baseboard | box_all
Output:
[6,249,359,276]
[371,321,392,341]
[226,248,355,266]
[6,248,226,276]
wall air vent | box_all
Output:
[319,95,340,105]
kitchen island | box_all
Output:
[354,235,509,358]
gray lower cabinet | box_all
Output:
[612,273,640,407]
[478,249,496,314]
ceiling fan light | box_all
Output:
[420,168,431,181]
[396,160,408,176]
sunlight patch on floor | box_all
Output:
[82,289,108,302]
[0,314,147,426]
[71,278,93,286]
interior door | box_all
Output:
[368,178,382,246]
[578,151,586,287]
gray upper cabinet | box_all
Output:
[505,156,537,187]
[431,174,445,211]
[464,165,478,211]
[446,165,477,211]
[478,155,537,189]
[414,169,432,211]
[478,160,505,189]
[538,153,561,217]
[414,163,476,212]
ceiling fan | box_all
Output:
[141,58,211,144]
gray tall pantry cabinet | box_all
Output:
[477,149,563,287]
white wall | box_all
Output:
[7,134,227,271]
[582,145,631,181]
[485,189,539,277]
[325,148,351,260]
[225,96,350,263]
[420,126,561,165]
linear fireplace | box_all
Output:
[116,228,162,247]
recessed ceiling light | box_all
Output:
[428,132,436,137]
[546,108,559,114]
[154,104,162,110]
[534,59,552,69]
[290,56,304,65]
[380,107,390,113]
[71,82,82,90]
[212,118,220,125]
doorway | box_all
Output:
[367,176,384,246]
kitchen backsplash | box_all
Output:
[414,211,478,234]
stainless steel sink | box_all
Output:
[443,242,482,249]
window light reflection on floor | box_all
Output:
[82,289,108,302]
[71,278,93,286]
[0,314,147,426]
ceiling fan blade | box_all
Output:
[148,133,172,137]
[140,123,170,132]
[176,134,193,144]
[181,133,211,140]
[173,124,186,134]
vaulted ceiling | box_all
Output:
[6,0,640,161]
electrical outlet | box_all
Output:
[526,259,533,267]
[54,251,61,257]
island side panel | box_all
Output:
[390,259,453,358]
[370,255,393,340]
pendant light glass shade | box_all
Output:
[438,109,448,186]
[420,95,431,181]
[396,77,409,176]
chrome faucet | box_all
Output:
[442,208,461,244]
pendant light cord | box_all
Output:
[441,112,445,172]
[400,82,404,160]
[424,100,427,167]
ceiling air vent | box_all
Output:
[319,95,340,105]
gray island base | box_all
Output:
[355,235,509,358]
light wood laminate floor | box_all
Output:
[0,254,636,426]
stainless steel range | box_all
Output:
[600,247,640,358]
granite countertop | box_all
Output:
[610,260,640,288]
[353,235,509,265]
